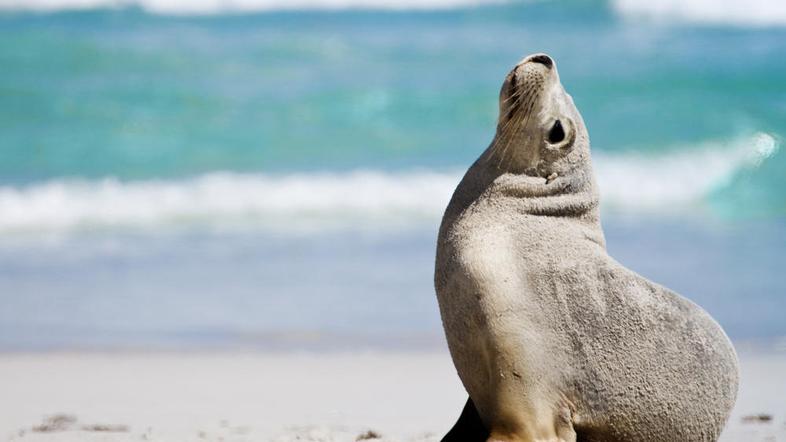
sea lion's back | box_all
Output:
[545,259,740,441]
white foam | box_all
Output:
[0,133,777,235]
[595,132,778,213]
[0,0,508,14]
[0,170,462,234]
[612,0,786,27]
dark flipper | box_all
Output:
[441,397,489,442]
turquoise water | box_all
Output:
[1,2,786,223]
[0,1,784,349]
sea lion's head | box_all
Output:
[490,53,591,182]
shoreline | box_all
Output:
[1,349,784,441]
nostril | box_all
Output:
[529,54,553,69]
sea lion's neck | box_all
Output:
[492,170,600,218]
[442,155,605,248]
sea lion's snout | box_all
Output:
[492,53,586,177]
[524,53,553,69]
[502,52,559,111]
[512,53,556,79]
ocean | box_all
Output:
[0,0,784,351]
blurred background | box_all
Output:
[0,0,784,352]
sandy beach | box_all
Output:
[2,1,785,441]
[1,349,784,442]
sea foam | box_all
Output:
[0,134,776,235]
[0,0,508,14]
[4,0,786,26]
[595,133,778,212]
[611,0,786,27]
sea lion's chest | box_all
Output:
[435,196,604,342]
[435,197,606,409]
[438,195,601,288]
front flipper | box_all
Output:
[442,397,489,442]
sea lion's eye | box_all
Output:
[548,120,565,144]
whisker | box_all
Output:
[489,92,525,162]
[497,90,537,168]
[500,90,533,150]
[486,96,523,163]
[497,106,526,169]
[501,89,525,104]
[503,91,539,169]
[499,89,526,120]
[494,95,528,169]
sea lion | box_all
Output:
[434,53,739,442]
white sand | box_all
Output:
[0,350,783,441]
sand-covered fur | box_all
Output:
[435,53,739,442]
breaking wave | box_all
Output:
[0,133,777,235]
[611,0,786,27]
[595,133,778,212]
[0,0,509,14]
[4,0,786,26]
